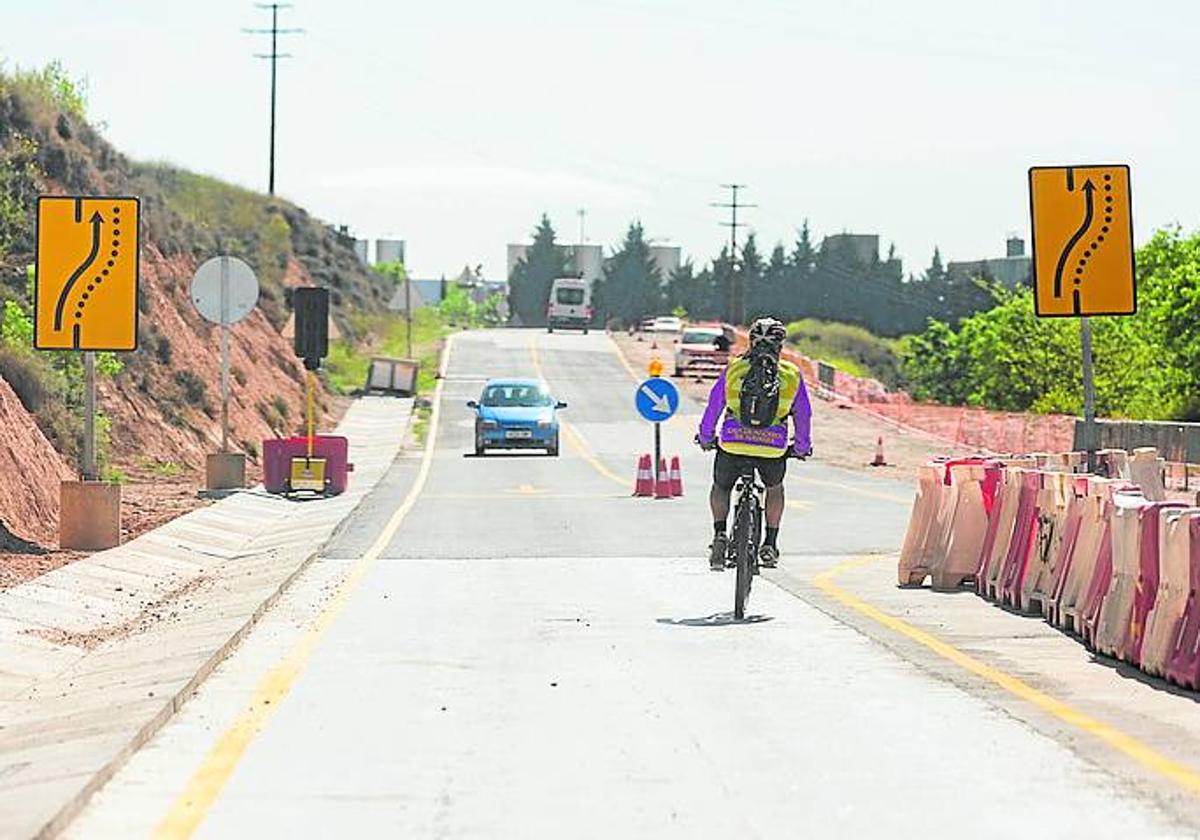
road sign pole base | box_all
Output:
[205,452,246,492]
[59,480,121,551]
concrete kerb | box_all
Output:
[3,395,419,840]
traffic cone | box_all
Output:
[634,454,654,496]
[870,436,888,467]
[669,456,684,497]
[654,458,673,499]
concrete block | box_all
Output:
[205,452,246,491]
[60,481,120,551]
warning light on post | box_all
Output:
[648,358,663,377]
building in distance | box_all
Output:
[947,237,1031,289]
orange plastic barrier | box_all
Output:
[1129,447,1167,502]
[1020,472,1074,615]
[933,463,994,590]
[898,465,943,587]
[1058,480,1130,635]
[1142,508,1200,677]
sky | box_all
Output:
[4,0,1200,280]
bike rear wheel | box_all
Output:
[732,495,755,619]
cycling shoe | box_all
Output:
[759,545,779,568]
[708,534,728,571]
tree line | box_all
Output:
[507,214,998,336]
[902,228,1200,421]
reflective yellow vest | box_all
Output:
[720,357,801,458]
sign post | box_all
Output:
[191,255,259,490]
[635,372,680,484]
[34,195,141,550]
[1080,317,1098,470]
[82,352,97,480]
[1029,164,1136,472]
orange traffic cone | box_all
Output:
[669,456,684,497]
[634,454,654,496]
[870,436,888,467]
[655,458,673,499]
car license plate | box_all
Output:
[505,429,533,439]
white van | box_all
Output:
[546,277,592,334]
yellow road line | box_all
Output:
[529,336,629,489]
[154,337,456,839]
[814,555,1200,795]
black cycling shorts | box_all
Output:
[713,447,787,491]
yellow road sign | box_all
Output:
[1029,165,1135,317]
[35,196,140,350]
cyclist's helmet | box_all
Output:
[748,317,786,354]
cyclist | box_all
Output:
[696,316,812,571]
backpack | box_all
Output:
[738,354,782,428]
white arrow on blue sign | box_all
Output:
[635,377,679,422]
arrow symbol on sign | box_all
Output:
[640,384,672,414]
[1053,179,1095,300]
[54,210,104,332]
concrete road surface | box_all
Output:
[68,330,1184,838]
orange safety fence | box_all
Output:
[732,328,1078,454]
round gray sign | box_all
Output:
[191,256,259,326]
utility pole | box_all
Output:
[711,184,755,325]
[245,4,303,196]
[576,208,587,277]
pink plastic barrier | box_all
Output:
[1093,492,1151,658]
[1045,477,1090,626]
[1167,516,1200,690]
[1142,509,1200,677]
[263,435,352,496]
[1126,502,1188,664]
[998,472,1042,610]
[1078,516,1116,648]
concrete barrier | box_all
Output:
[1141,508,1200,677]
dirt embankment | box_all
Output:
[0,75,384,585]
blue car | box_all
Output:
[467,378,567,456]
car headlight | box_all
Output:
[481,420,498,429]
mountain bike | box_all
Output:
[697,437,809,620]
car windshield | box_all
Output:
[556,288,585,305]
[682,331,721,345]
[481,384,554,408]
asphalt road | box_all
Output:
[68,329,1178,838]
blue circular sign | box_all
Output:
[635,377,680,422]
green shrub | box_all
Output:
[785,319,903,386]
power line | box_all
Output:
[244,3,304,196]
[711,183,756,324]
